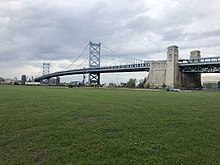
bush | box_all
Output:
[144,82,150,89]
[127,78,137,88]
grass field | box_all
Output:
[0,85,220,164]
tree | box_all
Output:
[0,77,4,83]
[206,82,213,90]
[137,79,145,88]
[127,78,137,88]
[150,83,155,89]
[162,83,167,89]
[174,81,180,89]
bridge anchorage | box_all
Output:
[146,48,220,89]
[34,42,220,89]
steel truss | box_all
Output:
[43,63,50,75]
[42,63,50,84]
[89,42,101,85]
[179,56,220,64]
[179,56,220,73]
[180,64,220,73]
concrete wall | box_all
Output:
[146,45,179,88]
[146,46,202,89]
[146,60,166,87]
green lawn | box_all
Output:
[0,85,220,164]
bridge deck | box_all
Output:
[179,56,220,73]
[34,62,150,82]
[34,56,220,81]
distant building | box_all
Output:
[25,82,40,85]
[68,81,83,87]
[21,75,27,83]
[0,77,4,84]
[108,82,117,87]
[4,78,16,84]
[56,77,60,85]
[118,82,127,87]
[49,78,56,85]
[49,77,60,85]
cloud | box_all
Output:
[0,0,220,81]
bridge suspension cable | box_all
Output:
[102,44,145,65]
[63,43,89,70]
[35,66,43,77]
[75,56,89,69]
[35,42,149,80]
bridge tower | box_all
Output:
[88,42,101,85]
[165,45,179,87]
[180,50,202,89]
[43,63,50,75]
[42,63,50,84]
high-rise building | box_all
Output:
[21,75,27,83]
[56,77,60,85]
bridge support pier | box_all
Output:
[180,73,201,89]
[88,73,100,85]
[179,50,202,89]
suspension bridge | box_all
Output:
[34,42,220,88]
[34,42,150,84]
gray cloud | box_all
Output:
[0,0,220,80]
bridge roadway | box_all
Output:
[34,62,150,82]
[179,56,220,73]
[34,56,220,82]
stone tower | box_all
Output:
[190,50,201,59]
[180,50,202,89]
[190,50,202,88]
[146,45,202,89]
[165,45,179,87]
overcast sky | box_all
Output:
[0,0,220,82]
